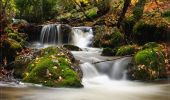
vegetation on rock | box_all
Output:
[129,45,166,80]
[116,45,139,56]
[21,47,82,87]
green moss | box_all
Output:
[110,27,124,47]
[86,7,98,19]
[8,33,23,43]
[116,45,138,56]
[134,48,165,71]
[131,48,166,80]
[4,27,14,33]
[6,38,22,50]
[23,47,82,87]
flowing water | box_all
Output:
[1,25,169,100]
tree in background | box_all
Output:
[15,0,58,23]
[0,0,16,34]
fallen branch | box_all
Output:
[92,55,133,64]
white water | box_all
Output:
[72,27,93,48]
[1,25,169,100]
[40,25,93,48]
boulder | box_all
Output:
[14,46,83,87]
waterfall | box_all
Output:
[80,63,99,78]
[111,57,132,80]
[79,56,132,81]
[40,24,58,44]
[40,24,93,48]
[72,27,93,48]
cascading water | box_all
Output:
[40,24,58,44]
[72,27,93,48]
[40,24,93,48]
[1,25,169,100]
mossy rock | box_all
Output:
[23,46,82,87]
[131,48,166,80]
[63,45,82,51]
[4,27,14,33]
[101,48,116,56]
[116,45,138,56]
[5,38,22,51]
[142,42,160,50]
[14,49,41,78]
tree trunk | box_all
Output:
[117,0,131,28]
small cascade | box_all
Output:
[40,24,71,45]
[111,57,132,80]
[40,24,58,44]
[80,63,99,78]
[40,24,93,48]
[72,27,93,48]
[77,54,132,81]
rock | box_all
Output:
[0,27,27,67]
[60,24,72,43]
[17,47,83,87]
[101,48,116,56]
[63,45,82,51]
[128,48,166,80]
[0,38,23,64]
[19,24,42,41]
[116,45,139,56]
[13,49,41,78]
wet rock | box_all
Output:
[63,45,82,51]
[101,48,116,56]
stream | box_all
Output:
[0,25,169,100]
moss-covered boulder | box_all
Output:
[116,45,139,56]
[128,48,166,80]
[63,45,82,51]
[14,49,41,78]
[0,27,27,65]
[22,47,82,87]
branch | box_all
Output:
[92,55,133,64]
